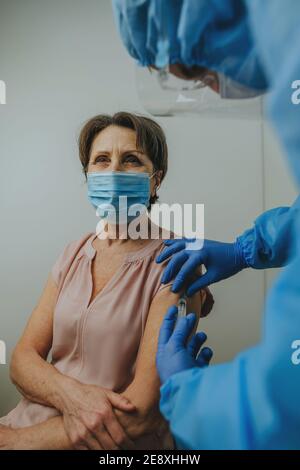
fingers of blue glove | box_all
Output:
[163,238,194,247]
[187,331,207,358]
[172,254,204,293]
[163,239,179,246]
[171,313,197,348]
[161,251,189,284]
[196,347,213,367]
[156,240,186,264]
[186,272,213,296]
[157,305,178,347]
[201,346,213,361]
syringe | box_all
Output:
[177,295,187,318]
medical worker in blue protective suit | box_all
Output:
[112,0,300,449]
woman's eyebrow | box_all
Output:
[92,149,111,155]
[122,149,145,155]
[92,149,144,155]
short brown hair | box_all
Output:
[78,112,168,204]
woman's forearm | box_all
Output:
[108,286,163,436]
[124,372,160,415]
[10,345,73,412]
[8,275,73,413]
[115,368,164,439]
[1,417,72,450]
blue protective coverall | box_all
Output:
[159,1,300,449]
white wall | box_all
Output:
[0,0,295,416]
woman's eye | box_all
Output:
[94,155,110,164]
[124,154,142,165]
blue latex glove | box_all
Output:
[156,238,248,296]
[156,305,213,385]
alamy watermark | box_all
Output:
[0,80,6,105]
[94,199,204,247]
[0,340,6,365]
[291,80,300,105]
[291,340,300,365]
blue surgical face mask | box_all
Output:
[87,171,152,223]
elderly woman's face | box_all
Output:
[88,125,159,199]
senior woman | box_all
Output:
[0,112,212,450]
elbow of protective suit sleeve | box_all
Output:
[159,360,255,450]
[159,368,204,432]
[237,206,294,269]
